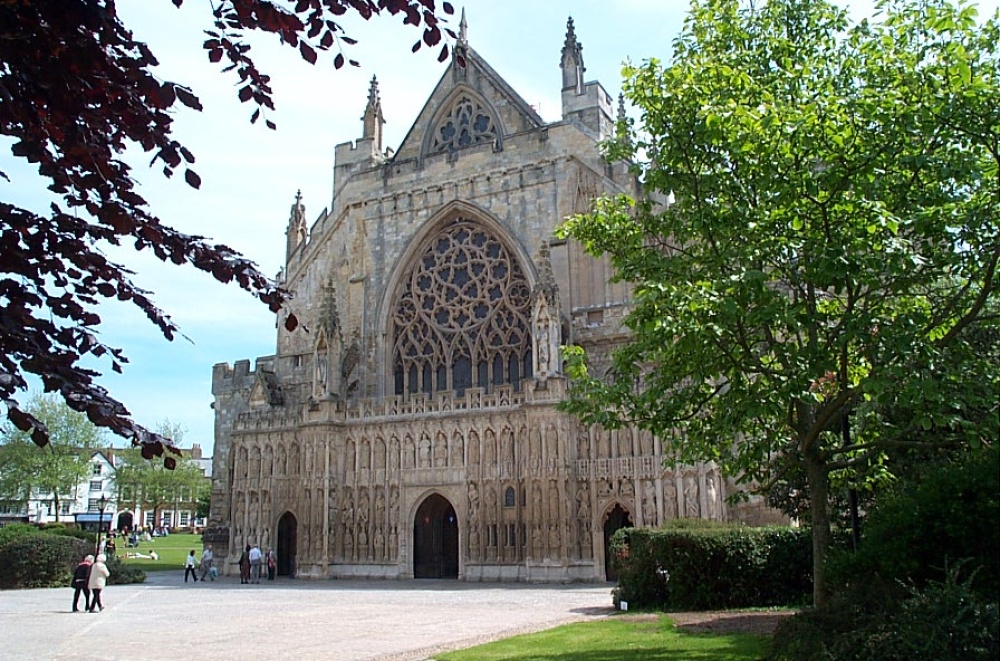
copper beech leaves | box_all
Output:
[184,0,456,126]
[0,0,443,457]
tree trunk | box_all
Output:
[805,448,832,608]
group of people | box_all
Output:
[183,544,217,583]
[71,554,110,613]
[238,543,276,584]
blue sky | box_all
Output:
[4,1,998,455]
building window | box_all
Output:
[87,498,104,513]
[161,512,172,527]
[92,463,103,476]
[145,511,155,527]
[391,219,532,398]
[89,480,102,492]
[503,486,516,508]
[429,95,500,154]
[179,512,190,527]
[60,501,72,515]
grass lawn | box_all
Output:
[116,533,201,572]
[435,614,769,661]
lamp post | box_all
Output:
[95,494,108,556]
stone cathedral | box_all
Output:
[207,16,780,582]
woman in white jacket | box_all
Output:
[87,554,110,612]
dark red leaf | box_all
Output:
[334,53,345,69]
[163,456,177,470]
[238,85,253,102]
[299,41,317,64]
[175,86,203,111]
[438,43,448,62]
[184,169,202,189]
[285,313,298,331]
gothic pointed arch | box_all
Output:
[381,201,536,398]
[421,85,504,158]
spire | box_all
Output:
[452,7,469,78]
[361,75,384,153]
[560,17,585,92]
[286,189,307,261]
[617,93,626,122]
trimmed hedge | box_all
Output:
[0,534,92,589]
[106,555,146,585]
[612,524,812,610]
[0,523,42,550]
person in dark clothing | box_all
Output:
[71,555,93,612]
[239,545,251,584]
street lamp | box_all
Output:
[95,494,108,555]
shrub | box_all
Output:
[768,566,999,661]
[613,524,813,610]
[106,555,146,585]
[831,447,999,599]
[39,523,95,543]
[769,448,1000,660]
[0,534,92,589]
[0,523,41,551]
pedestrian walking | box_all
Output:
[248,543,262,584]
[87,554,110,612]
[199,544,215,581]
[266,547,276,581]
[184,550,199,583]
[71,555,93,612]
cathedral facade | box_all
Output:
[207,17,780,582]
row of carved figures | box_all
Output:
[227,468,725,563]
[231,423,662,480]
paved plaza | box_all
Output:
[0,572,614,661]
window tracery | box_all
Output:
[429,95,500,154]
[392,219,532,397]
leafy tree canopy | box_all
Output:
[0,0,454,460]
[113,420,206,516]
[558,0,999,606]
[0,394,106,519]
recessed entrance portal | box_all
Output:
[603,504,633,582]
[117,511,134,533]
[413,494,459,579]
[277,512,297,577]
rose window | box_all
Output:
[392,219,532,396]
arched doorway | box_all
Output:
[413,494,459,578]
[277,512,297,577]
[117,511,134,533]
[603,504,633,582]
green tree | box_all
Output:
[558,0,999,607]
[195,483,212,521]
[113,421,205,527]
[0,395,106,521]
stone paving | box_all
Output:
[0,572,615,661]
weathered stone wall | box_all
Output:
[210,19,784,582]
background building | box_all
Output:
[208,17,783,582]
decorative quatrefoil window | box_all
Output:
[392,219,532,397]
[429,95,500,154]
